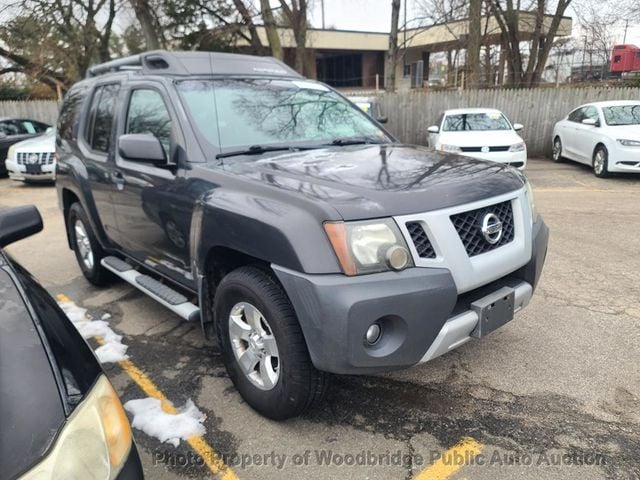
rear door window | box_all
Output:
[58,87,88,141]
[86,84,121,153]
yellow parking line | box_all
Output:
[415,437,483,480]
[56,293,238,480]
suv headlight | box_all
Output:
[7,145,16,161]
[509,142,526,152]
[524,181,538,224]
[324,219,414,275]
[440,144,461,153]
[617,139,640,147]
[20,375,132,480]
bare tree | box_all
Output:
[385,0,401,92]
[279,0,308,74]
[0,0,119,88]
[467,0,482,87]
[129,0,165,50]
[261,0,283,59]
[232,0,266,54]
[489,0,573,87]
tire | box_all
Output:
[592,145,610,178]
[67,203,113,286]
[552,136,563,162]
[214,266,329,420]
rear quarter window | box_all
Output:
[58,87,88,141]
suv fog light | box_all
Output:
[385,245,410,270]
[365,323,382,345]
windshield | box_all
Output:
[176,79,389,153]
[442,113,511,131]
[602,105,640,126]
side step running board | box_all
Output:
[101,256,200,322]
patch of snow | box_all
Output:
[95,341,129,363]
[57,299,128,364]
[124,398,206,447]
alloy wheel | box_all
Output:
[228,302,280,390]
[74,219,94,271]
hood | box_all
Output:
[218,144,526,220]
[13,131,55,153]
[0,257,65,479]
[607,124,640,139]
[438,130,522,147]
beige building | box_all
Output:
[229,12,572,91]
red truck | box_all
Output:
[610,44,640,76]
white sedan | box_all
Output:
[552,100,640,178]
[427,108,527,169]
[5,127,56,182]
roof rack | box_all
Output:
[86,50,302,79]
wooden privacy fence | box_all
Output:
[0,100,60,126]
[377,87,640,156]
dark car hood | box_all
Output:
[0,259,65,479]
[219,144,526,220]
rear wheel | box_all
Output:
[593,145,610,178]
[552,136,563,162]
[67,203,112,286]
[214,266,329,420]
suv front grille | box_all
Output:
[450,200,515,257]
[16,152,55,165]
[406,222,436,258]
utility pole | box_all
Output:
[623,19,629,44]
[320,0,325,29]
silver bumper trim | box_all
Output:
[419,281,533,363]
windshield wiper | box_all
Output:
[216,145,295,159]
[329,136,384,146]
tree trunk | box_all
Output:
[98,0,117,62]
[232,0,265,55]
[279,0,308,75]
[260,0,282,59]
[467,0,481,88]
[130,0,163,50]
[385,0,401,92]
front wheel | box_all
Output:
[552,136,563,162]
[214,266,329,420]
[67,203,112,286]
[593,145,610,178]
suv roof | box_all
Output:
[86,50,302,80]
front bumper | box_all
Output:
[274,217,548,375]
[458,150,527,169]
[5,159,56,182]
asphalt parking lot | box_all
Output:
[2,158,639,480]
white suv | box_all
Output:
[5,128,56,182]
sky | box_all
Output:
[304,0,640,46]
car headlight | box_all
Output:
[509,142,526,152]
[440,144,461,153]
[7,145,16,161]
[617,139,640,147]
[20,375,132,480]
[524,181,538,224]
[324,219,413,275]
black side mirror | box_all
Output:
[118,134,167,165]
[0,205,43,248]
[376,116,388,124]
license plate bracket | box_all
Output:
[25,163,42,174]
[470,287,515,338]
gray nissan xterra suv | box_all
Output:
[56,50,548,420]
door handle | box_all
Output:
[112,170,125,190]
